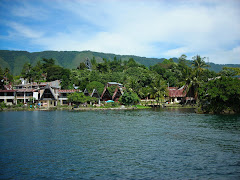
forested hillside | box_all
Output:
[0,50,239,75]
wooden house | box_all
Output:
[39,85,58,108]
[167,86,195,104]
[112,87,122,101]
[101,87,112,101]
[91,89,100,104]
[84,88,89,96]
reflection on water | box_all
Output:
[0,110,240,179]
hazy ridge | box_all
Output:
[0,50,239,75]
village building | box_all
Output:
[39,85,58,108]
[167,86,195,104]
[107,82,123,88]
[0,84,16,105]
[100,82,125,102]
[167,86,186,104]
[0,80,125,107]
[112,87,122,101]
[91,89,101,104]
[58,89,81,105]
[101,87,112,101]
[83,88,89,96]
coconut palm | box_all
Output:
[150,77,167,105]
[183,55,209,101]
[192,55,209,78]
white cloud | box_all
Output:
[2,0,240,64]
[205,46,240,64]
[10,1,49,20]
[7,22,43,39]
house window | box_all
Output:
[7,92,14,96]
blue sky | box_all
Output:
[0,0,240,64]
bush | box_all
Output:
[0,102,7,108]
[119,92,140,105]
[198,76,240,113]
[104,102,119,108]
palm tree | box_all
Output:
[126,77,139,94]
[185,75,201,100]
[184,55,209,102]
[150,77,167,105]
[192,55,209,78]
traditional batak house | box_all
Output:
[167,86,195,104]
[91,89,101,104]
[101,87,112,101]
[0,79,125,107]
[83,88,89,96]
[167,87,186,104]
[101,82,124,102]
[39,84,58,108]
[112,87,122,101]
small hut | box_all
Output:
[84,88,89,96]
[112,87,122,101]
[91,89,100,104]
[101,87,112,101]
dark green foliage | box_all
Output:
[1,50,239,76]
[119,92,140,105]
[77,62,87,70]
[5,51,240,114]
[67,92,98,105]
[86,81,105,95]
[198,77,240,114]
[107,86,116,96]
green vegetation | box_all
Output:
[119,92,140,105]
[1,51,240,114]
[0,50,240,76]
[199,76,240,114]
[67,92,98,106]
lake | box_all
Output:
[0,109,240,179]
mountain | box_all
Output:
[0,50,239,75]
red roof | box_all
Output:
[168,87,186,97]
[0,90,16,92]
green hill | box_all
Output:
[0,50,239,75]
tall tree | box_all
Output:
[192,55,209,78]
[150,77,167,105]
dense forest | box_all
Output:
[1,53,240,114]
[0,50,240,75]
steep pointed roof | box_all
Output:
[112,87,122,101]
[91,89,100,99]
[168,86,187,98]
[40,84,57,100]
[101,87,112,101]
[84,88,89,96]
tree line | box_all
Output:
[1,54,240,113]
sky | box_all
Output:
[0,0,240,64]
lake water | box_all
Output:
[0,109,240,179]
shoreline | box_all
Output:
[1,106,237,115]
[0,104,195,112]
